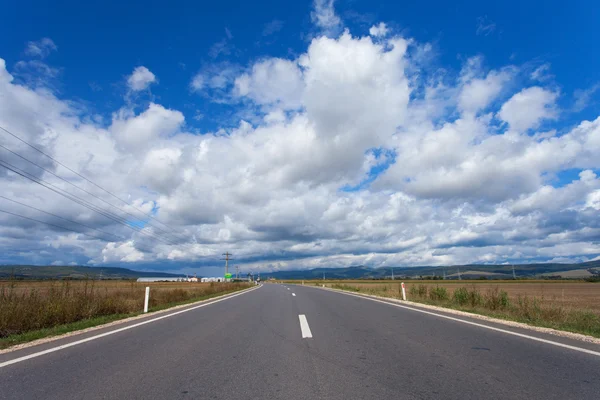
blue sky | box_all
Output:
[1,0,600,273]
[2,0,598,130]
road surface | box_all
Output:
[1,283,599,399]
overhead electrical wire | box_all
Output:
[0,195,124,242]
[0,208,114,242]
[0,159,177,246]
[0,124,188,241]
[0,142,187,243]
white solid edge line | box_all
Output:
[298,314,313,338]
[292,293,296,296]
[0,285,262,369]
[315,287,600,357]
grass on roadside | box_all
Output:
[0,281,251,350]
[330,283,600,338]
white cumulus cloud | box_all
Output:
[126,66,156,91]
[369,22,388,37]
[2,18,600,272]
[498,87,558,131]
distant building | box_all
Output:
[136,277,186,282]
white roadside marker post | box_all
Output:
[144,287,150,313]
[401,282,407,301]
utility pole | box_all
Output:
[443,268,446,280]
[220,252,233,277]
[512,264,516,280]
[457,268,462,281]
[391,267,394,280]
[323,272,325,281]
[236,265,240,279]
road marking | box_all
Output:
[287,288,290,290]
[298,314,313,338]
[0,285,262,369]
[316,287,600,358]
[292,293,296,297]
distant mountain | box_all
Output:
[0,265,184,280]
[263,261,600,280]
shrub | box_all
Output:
[484,288,510,310]
[429,286,449,301]
[417,284,428,298]
[453,287,470,305]
[409,285,418,297]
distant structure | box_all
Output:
[136,277,186,283]
[200,277,225,282]
[221,252,233,278]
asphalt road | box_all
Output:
[1,283,599,399]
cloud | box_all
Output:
[311,0,342,36]
[531,63,552,82]
[110,103,184,151]
[458,61,513,114]
[498,86,558,131]
[13,60,60,88]
[369,22,388,37]
[189,63,241,98]
[234,58,304,109]
[573,83,600,112]
[476,16,496,36]
[2,17,600,272]
[262,20,284,36]
[24,38,57,58]
[126,66,156,91]
[102,241,144,262]
[209,38,231,59]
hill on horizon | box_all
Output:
[263,261,600,280]
[0,265,184,280]
[2,260,600,280]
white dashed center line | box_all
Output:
[292,293,296,297]
[298,314,313,338]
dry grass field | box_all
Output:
[0,280,251,344]
[317,281,600,314]
[288,279,600,337]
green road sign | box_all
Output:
[225,273,232,279]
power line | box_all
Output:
[0,124,188,239]
[0,159,175,246]
[0,159,176,245]
[0,208,111,242]
[0,195,124,241]
[0,142,187,243]
[0,207,155,254]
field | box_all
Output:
[288,280,600,337]
[0,280,251,349]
